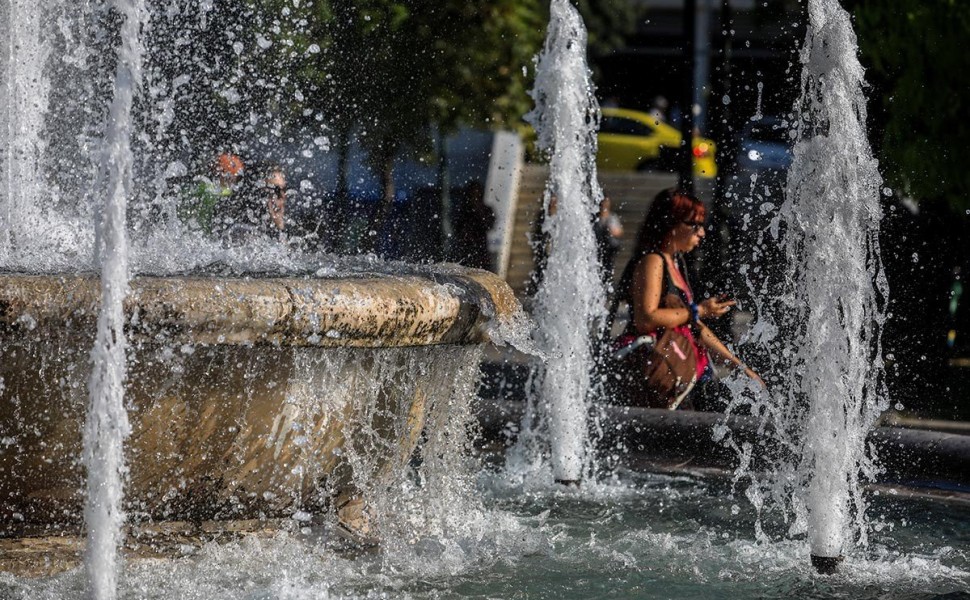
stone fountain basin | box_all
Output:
[0,269,518,535]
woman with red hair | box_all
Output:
[612,188,764,409]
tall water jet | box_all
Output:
[780,0,888,573]
[83,0,145,597]
[523,0,606,485]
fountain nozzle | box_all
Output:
[810,554,843,575]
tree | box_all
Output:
[848,0,970,210]
[575,0,641,64]
[217,0,543,252]
[297,1,544,251]
[844,1,970,412]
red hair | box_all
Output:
[631,188,705,256]
[612,188,705,303]
[215,153,244,176]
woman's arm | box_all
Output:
[697,323,766,388]
[632,254,735,333]
[632,254,693,332]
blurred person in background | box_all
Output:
[181,152,244,234]
[594,195,623,292]
[610,188,764,410]
[450,181,494,270]
[526,194,557,298]
[218,162,291,245]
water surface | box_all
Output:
[3,470,967,599]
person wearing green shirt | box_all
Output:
[180,152,244,234]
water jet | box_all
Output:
[519,0,606,485]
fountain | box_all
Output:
[83,0,144,597]
[0,0,525,594]
[789,0,888,572]
[517,0,607,486]
[0,0,968,597]
[714,0,891,574]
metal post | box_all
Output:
[680,0,697,194]
[713,0,734,201]
[702,0,735,295]
[437,130,453,260]
[694,0,713,134]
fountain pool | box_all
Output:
[0,470,967,598]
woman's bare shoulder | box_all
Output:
[637,252,664,272]
[633,252,664,286]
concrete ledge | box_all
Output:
[0,269,517,348]
[478,400,970,491]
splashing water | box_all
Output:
[0,0,50,257]
[0,1,340,276]
[518,0,606,484]
[82,1,146,598]
[726,0,889,565]
[790,0,889,562]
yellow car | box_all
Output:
[597,107,717,178]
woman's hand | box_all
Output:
[698,296,735,320]
[743,366,767,390]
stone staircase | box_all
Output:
[504,164,680,298]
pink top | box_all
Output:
[661,256,710,380]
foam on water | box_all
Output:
[518,0,607,484]
[0,470,967,598]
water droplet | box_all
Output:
[721,94,731,105]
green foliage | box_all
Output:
[575,0,642,60]
[181,0,641,180]
[258,0,544,174]
[848,0,970,209]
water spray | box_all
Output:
[784,0,889,574]
[525,0,606,485]
[83,0,145,597]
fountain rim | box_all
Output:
[0,268,520,348]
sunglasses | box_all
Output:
[682,220,706,232]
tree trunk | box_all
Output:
[333,128,351,252]
[366,153,396,254]
[436,132,452,261]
